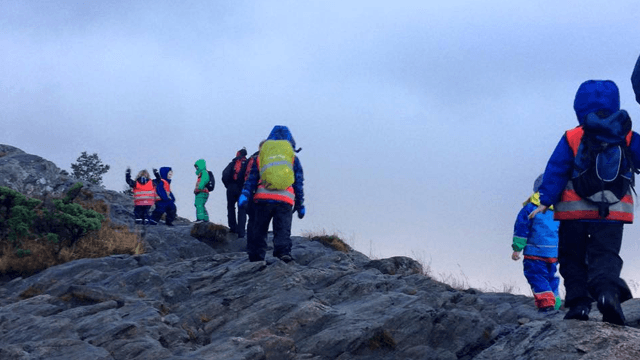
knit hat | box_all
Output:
[533,174,544,193]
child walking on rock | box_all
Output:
[512,174,561,312]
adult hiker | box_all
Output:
[243,141,266,248]
[239,126,305,263]
[529,80,640,326]
[222,148,248,237]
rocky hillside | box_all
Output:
[1,144,640,360]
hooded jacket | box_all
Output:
[538,80,640,222]
[632,54,640,106]
[513,193,559,261]
[242,126,304,207]
[155,167,175,202]
[194,159,210,194]
[222,150,248,189]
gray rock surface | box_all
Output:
[2,144,640,359]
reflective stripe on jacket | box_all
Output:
[253,184,295,205]
[134,181,156,206]
[252,157,295,205]
[554,126,634,222]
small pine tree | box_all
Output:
[71,151,110,186]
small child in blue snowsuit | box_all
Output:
[151,167,177,226]
[512,174,561,311]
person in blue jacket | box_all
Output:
[151,167,177,226]
[632,53,640,105]
[529,79,640,325]
[238,125,305,263]
[512,174,561,312]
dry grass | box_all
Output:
[0,194,142,278]
[311,235,351,253]
[0,221,142,277]
[60,220,143,260]
[302,229,352,253]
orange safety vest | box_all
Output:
[134,181,156,206]
[554,126,634,223]
[252,158,296,206]
[155,179,171,201]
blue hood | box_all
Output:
[267,125,296,149]
[633,54,640,105]
[573,80,620,125]
[159,167,172,182]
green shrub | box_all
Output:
[0,187,41,249]
[0,185,103,256]
[1,185,140,277]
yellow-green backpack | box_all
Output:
[259,140,295,190]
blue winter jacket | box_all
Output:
[538,81,640,213]
[513,197,559,260]
[155,167,175,202]
[632,54,640,105]
[242,125,305,208]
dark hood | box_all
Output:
[582,110,631,143]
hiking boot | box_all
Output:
[598,292,625,326]
[194,219,205,224]
[135,218,143,224]
[148,219,158,225]
[564,304,590,321]
[279,254,293,263]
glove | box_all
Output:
[126,167,131,175]
[238,193,248,209]
[153,168,159,176]
[295,205,305,219]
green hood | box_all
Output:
[194,159,207,175]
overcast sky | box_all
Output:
[3,0,640,295]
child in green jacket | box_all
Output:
[194,159,210,223]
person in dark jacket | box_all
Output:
[239,126,305,263]
[529,80,640,325]
[243,141,266,252]
[151,167,177,226]
[222,149,248,237]
[125,168,156,225]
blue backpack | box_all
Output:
[572,112,637,218]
